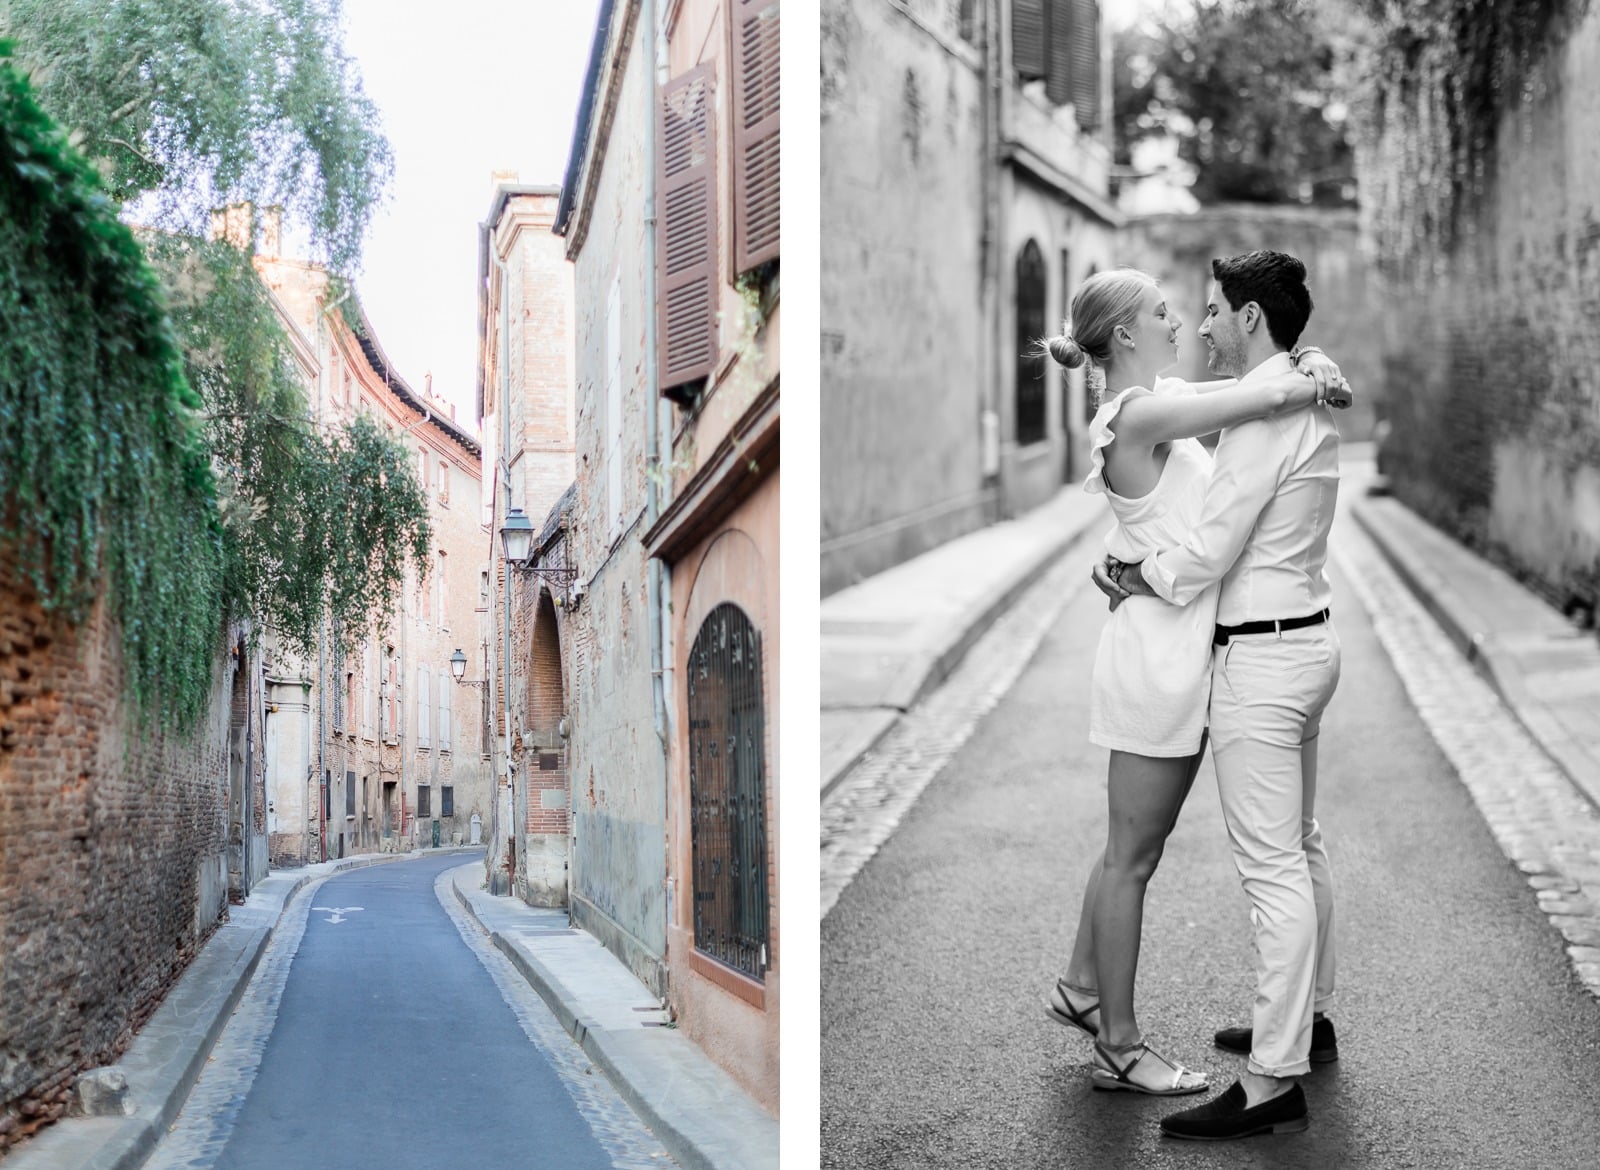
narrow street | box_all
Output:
[144,854,673,1170]
[821,468,1600,1169]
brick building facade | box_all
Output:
[253,247,489,868]
[0,577,264,1154]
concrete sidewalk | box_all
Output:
[4,847,477,1170]
[1349,469,1600,813]
[448,867,777,1170]
[821,486,1112,796]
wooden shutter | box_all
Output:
[657,63,718,396]
[1070,0,1100,130]
[1013,0,1046,80]
[1046,0,1072,106]
[730,0,780,275]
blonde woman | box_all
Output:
[1039,268,1349,1096]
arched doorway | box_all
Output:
[686,602,770,981]
[521,589,567,906]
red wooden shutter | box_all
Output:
[1013,0,1046,80]
[657,63,719,397]
[731,0,780,275]
[1070,0,1101,130]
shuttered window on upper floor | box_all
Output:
[730,0,779,277]
[1013,0,1101,132]
[656,62,718,401]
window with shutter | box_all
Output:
[419,666,431,748]
[730,0,779,276]
[1015,240,1048,446]
[1013,0,1046,80]
[1046,0,1072,106]
[439,667,451,751]
[1069,0,1101,131]
[656,63,718,402]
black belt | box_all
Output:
[1214,608,1329,646]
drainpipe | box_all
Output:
[644,0,667,755]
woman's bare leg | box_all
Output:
[1092,747,1203,1050]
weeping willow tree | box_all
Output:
[0,0,430,727]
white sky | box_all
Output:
[333,0,604,431]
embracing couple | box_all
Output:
[1042,250,1347,1141]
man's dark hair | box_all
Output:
[1211,250,1313,349]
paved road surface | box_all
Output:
[822,494,1600,1169]
[146,852,672,1170]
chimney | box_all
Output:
[425,371,433,399]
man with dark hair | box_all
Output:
[1099,249,1343,1141]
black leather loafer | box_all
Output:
[1214,1015,1338,1063]
[1160,1080,1308,1141]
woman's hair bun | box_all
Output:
[1047,334,1085,369]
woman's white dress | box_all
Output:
[1086,378,1221,757]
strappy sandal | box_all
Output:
[1091,1040,1208,1097]
[1044,979,1101,1038]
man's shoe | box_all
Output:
[1160,1080,1308,1141]
[1213,1016,1338,1063]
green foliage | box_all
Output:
[1350,0,1578,277]
[0,0,392,269]
[0,42,224,730]
[147,234,431,660]
[1113,0,1362,207]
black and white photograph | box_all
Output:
[821,0,1600,1164]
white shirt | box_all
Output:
[1139,351,1339,626]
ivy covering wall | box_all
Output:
[0,42,224,729]
[1353,0,1600,610]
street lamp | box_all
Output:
[450,647,487,688]
[500,507,534,568]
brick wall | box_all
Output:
[0,569,240,1154]
[1368,5,1600,610]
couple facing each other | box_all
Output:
[1042,250,1348,1141]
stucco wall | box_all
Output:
[665,472,780,1114]
[821,0,992,592]
[562,23,669,993]
[1369,4,1600,608]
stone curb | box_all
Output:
[448,868,778,1170]
[1350,493,1600,813]
[821,493,1110,797]
[4,848,476,1170]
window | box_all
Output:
[438,550,448,629]
[606,276,624,542]
[438,667,452,752]
[331,643,346,731]
[441,786,454,817]
[438,460,449,505]
[958,0,977,40]
[418,666,431,748]
[345,770,356,816]
[729,0,780,276]
[687,603,770,981]
[362,641,375,737]
[417,784,431,818]
[418,445,428,487]
[655,62,718,403]
[323,770,331,820]
[1012,0,1102,130]
[1015,240,1048,446]
[387,655,398,740]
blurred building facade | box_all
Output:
[254,242,489,868]
[822,0,1116,594]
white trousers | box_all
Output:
[1209,620,1341,1078]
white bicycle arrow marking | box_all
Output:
[310,906,364,924]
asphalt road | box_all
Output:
[821,525,1600,1168]
[148,851,662,1170]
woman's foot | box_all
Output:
[1092,1039,1208,1096]
[1045,980,1101,1037]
